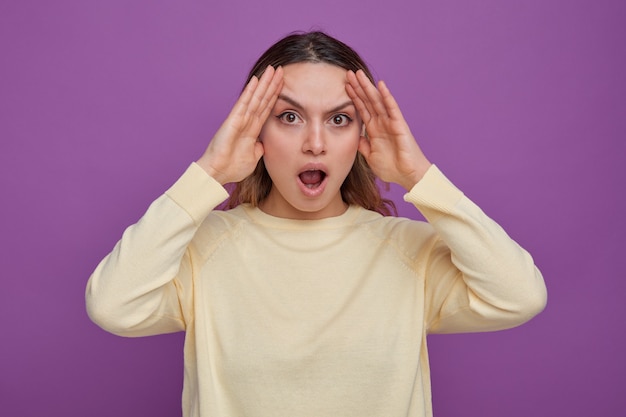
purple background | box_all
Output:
[1,0,624,416]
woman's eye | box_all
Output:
[331,114,352,127]
[278,112,299,124]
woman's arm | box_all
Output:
[86,66,284,337]
[346,70,546,333]
[85,166,228,337]
[406,165,547,333]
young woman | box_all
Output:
[86,31,547,417]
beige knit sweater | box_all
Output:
[86,163,546,417]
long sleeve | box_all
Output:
[404,165,547,334]
[85,163,229,337]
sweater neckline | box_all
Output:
[240,204,362,230]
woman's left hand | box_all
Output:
[346,70,432,191]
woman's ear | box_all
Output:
[360,124,367,138]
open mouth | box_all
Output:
[298,169,327,189]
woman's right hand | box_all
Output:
[197,65,284,185]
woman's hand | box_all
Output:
[197,66,284,185]
[346,70,431,191]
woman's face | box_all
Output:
[258,62,361,220]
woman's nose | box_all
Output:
[302,124,326,155]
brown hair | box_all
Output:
[225,31,396,216]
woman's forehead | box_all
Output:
[282,62,347,85]
[279,62,351,109]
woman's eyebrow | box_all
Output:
[277,94,355,114]
[277,94,304,110]
[328,100,356,114]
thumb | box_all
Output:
[358,135,371,159]
[254,140,265,162]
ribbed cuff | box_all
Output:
[165,163,230,226]
[403,165,464,223]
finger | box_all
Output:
[229,75,259,119]
[231,66,282,137]
[248,66,283,133]
[347,70,377,119]
[246,65,277,115]
[257,66,284,118]
[345,79,371,124]
[355,70,388,118]
[377,80,404,121]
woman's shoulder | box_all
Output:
[197,204,250,233]
[357,207,431,231]
[355,207,438,254]
[188,205,251,257]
